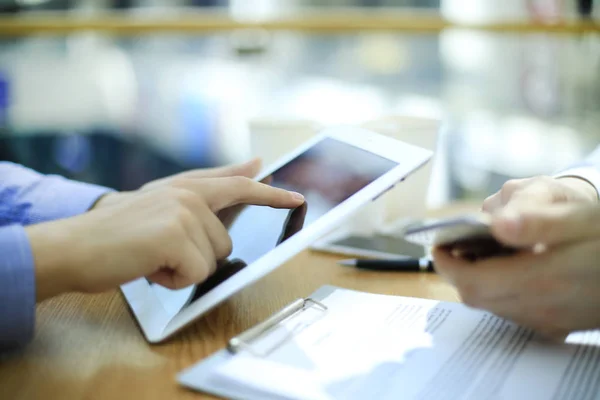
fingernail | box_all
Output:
[498,209,522,234]
[291,192,305,201]
[450,248,464,258]
[242,158,259,166]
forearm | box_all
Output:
[26,221,78,302]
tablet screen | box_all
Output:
[153,137,399,308]
[188,138,397,294]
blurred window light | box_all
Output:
[177,60,263,163]
[441,0,530,23]
[355,34,410,76]
[16,0,50,6]
[8,40,136,132]
[394,95,443,120]
[500,117,583,173]
[230,0,293,21]
[456,112,585,179]
[440,30,495,74]
[276,78,387,126]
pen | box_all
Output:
[338,258,434,272]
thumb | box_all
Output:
[181,158,262,180]
[491,204,600,247]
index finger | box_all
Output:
[178,158,262,180]
[503,182,555,211]
[482,178,557,214]
[491,203,600,247]
[201,176,305,212]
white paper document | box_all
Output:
[178,286,600,400]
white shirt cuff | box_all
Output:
[554,166,600,200]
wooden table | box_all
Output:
[0,247,459,400]
[0,9,597,37]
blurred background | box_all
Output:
[0,0,598,219]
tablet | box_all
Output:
[120,126,432,342]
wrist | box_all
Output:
[90,191,121,210]
[557,176,599,203]
[26,220,79,301]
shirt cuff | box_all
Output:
[554,166,600,200]
[0,225,36,350]
[26,176,113,225]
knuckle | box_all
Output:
[207,258,218,275]
[163,211,183,230]
[163,208,192,236]
[164,186,182,197]
[528,177,555,194]
[482,195,497,211]
[501,179,521,193]
[536,175,554,185]
[174,188,196,204]
[231,176,253,189]
[217,235,233,259]
[500,180,522,204]
[177,208,194,226]
[194,260,211,283]
[164,221,185,240]
[167,177,189,190]
[500,180,525,201]
[163,186,189,202]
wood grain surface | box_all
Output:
[0,9,597,36]
[0,248,459,400]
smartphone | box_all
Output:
[311,233,426,259]
[402,214,516,259]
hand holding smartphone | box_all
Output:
[401,214,517,260]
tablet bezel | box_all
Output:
[120,126,433,342]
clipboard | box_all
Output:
[177,285,600,400]
[177,285,337,400]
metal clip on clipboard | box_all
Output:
[227,298,328,357]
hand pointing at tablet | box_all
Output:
[26,159,304,302]
[2,128,431,349]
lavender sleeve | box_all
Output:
[0,162,111,225]
[0,225,36,350]
[0,162,112,350]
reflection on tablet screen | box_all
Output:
[152,137,398,312]
[187,202,308,305]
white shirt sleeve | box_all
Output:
[554,146,600,199]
